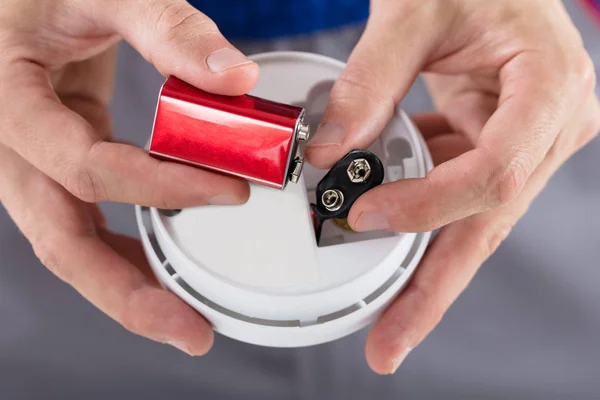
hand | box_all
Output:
[0,0,260,355]
[305,0,600,373]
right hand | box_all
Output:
[0,0,259,355]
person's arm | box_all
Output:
[0,0,259,355]
[305,0,600,374]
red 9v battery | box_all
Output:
[149,76,310,189]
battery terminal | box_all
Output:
[347,159,371,183]
[297,123,311,142]
[322,189,344,212]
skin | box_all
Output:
[0,0,260,356]
[305,0,600,373]
[0,0,598,374]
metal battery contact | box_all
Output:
[297,123,310,142]
[347,158,371,183]
[321,189,344,212]
[286,115,311,185]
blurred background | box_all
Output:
[0,1,599,399]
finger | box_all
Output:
[0,62,250,207]
[411,112,473,166]
[87,203,108,229]
[349,50,595,232]
[98,231,158,282]
[426,134,473,166]
[98,229,213,355]
[61,229,214,356]
[54,47,118,141]
[305,3,452,168]
[0,145,213,355]
[550,93,600,157]
[90,0,259,95]
[365,93,600,375]
[52,46,118,109]
[424,74,499,144]
[411,112,453,140]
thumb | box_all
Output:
[99,0,259,95]
[305,4,443,168]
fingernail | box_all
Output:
[307,122,345,147]
[390,347,412,374]
[167,340,193,356]
[206,48,252,73]
[355,211,389,232]
[208,194,243,205]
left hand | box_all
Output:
[0,49,216,355]
[304,0,600,374]
[0,0,259,356]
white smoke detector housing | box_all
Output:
[136,52,433,348]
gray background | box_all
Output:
[1,2,599,399]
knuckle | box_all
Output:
[155,193,178,210]
[485,152,529,208]
[545,139,563,164]
[33,239,74,283]
[560,97,600,156]
[60,163,105,203]
[574,52,596,94]
[118,288,147,336]
[0,30,19,65]
[153,162,182,209]
[412,178,443,231]
[576,111,600,151]
[377,180,441,232]
[334,63,394,106]
[409,282,445,328]
[119,308,139,336]
[155,2,216,44]
[59,143,108,203]
[541,47,595,99]
[33,240,60,271]
[416,207,441,232]
[480,219,514,258]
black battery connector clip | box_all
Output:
[311,149,385,243]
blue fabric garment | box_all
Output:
[188,0,370,39]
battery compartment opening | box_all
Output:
[294,80,421,248]
[302,135,415,248]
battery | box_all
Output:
[149,76,310,189]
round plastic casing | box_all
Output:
[136,52,433,348]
